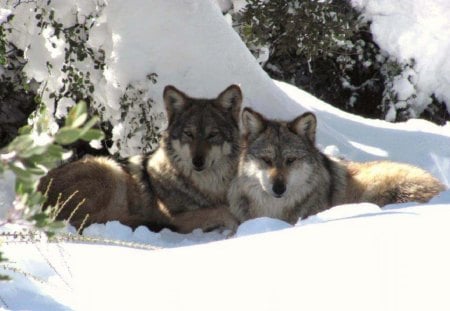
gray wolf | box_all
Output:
[38,84,242,233]
[228,108,446,224]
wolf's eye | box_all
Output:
[261,157,273,166]
[207,131,219,139]
[183,130,194,138]
[285,157,297,166]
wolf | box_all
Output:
[227,108,446,224]
[38,84,242,233]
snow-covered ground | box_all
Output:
[1,0,450,310]
[2,197,450,311]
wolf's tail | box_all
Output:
[346,161,446,206]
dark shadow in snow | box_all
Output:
[0,272,71,311]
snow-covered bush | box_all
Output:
[351,0,450,125]
[0,10,36,148]
[114,73,160,153]
[234,0,357,67]
[379,58,449,124]
[233,0,383,117]
[233,0,449,124]
[0,0,162,157]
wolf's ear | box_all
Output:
[288,112,317,143]
[163,85,187,124]
[241,107,266,137]
[217,84,242,123]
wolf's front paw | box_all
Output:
[202,207,239,235]
[171,207,239,234]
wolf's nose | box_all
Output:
[272,181,286,197]
[192,156,205,171]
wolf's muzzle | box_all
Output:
[272,180,286,198]
[192,156,206,171]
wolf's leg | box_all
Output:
[171,207,239,234]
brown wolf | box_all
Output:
[38,85,243,233]
[228,108,446,224]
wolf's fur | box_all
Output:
[38,85,242,233]
[228,108,446,224]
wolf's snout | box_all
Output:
[192,156,206,171]
[272,180,286,197]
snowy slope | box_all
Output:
[1,0,450,310]
[2,200,450,311]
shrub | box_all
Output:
[0,14,37,148]
[1,0,161,158]
[0,101,103,228]
[0,101,103,281]
[233,0,449,124]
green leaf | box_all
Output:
[9,163,32,179]
[20,145,49,158]
[25,153,60,168]
[46,144,65,157]
[78,116,104,141]
[32,213,53,228]
[24,165,46,176]
[7,135,34,153]
[27,191,46,207]
[32,212,49,223]
[18,124,32,135]
[81,129,104,141]
[54,128,82,145]
[65,101,87,127]
[46,221,65,230]
[70,112,88,128]
[81,116,99,131]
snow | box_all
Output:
[351,0,450,115]
[1,0,450,310]
[0,8,11,24]
[80,221,228,248]
[2,202,450,310]
[215,0,233,13]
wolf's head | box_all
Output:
[240,108,320,198]
[162,85,242,174]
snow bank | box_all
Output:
[351,0,450,115]
[2,202,450,311]
[79,220,228,248]
[0,8,11,24]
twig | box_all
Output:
[53,190,79,220]
[64,196,84,224]
[50,233,162,251]
[0,294,9,309]
[34,243,72,289]
[76,213,89,234]
[1,229,161,250]
[0,264,46,284]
